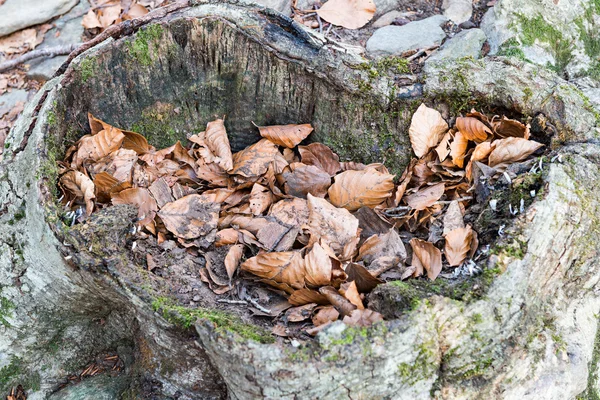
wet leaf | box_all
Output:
[241,251,306,290]
[225,244,245,281]
[410,238,442,281]
[60,170,95,215]
[256,123,313,148]
[111,187,157,225]
[456,117,491,143]
[404,182,445,210]
[158,194,220,240]
[283,164,331,198]
[304,243,333,287]
[409,103,449,158]
[444,225,473,266]
[306,194,360,257]
[342,309,383,327]
[488,137,544,169]
[328,168,394,211]
[316,0,376,29]
[298,143,341,176]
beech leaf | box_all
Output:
[444,225,473,266]
[409,103,449,158]
[60,170,96,216]
[456,116,491,143]
[298,143,341,176]
[404,182,445,210]
[328,168,395,211]
[316,0,376,29]
[410,238,442,281]
[488,137,544,168]
[111,187,157,225]
[256,123,313,148]
[225,244,245,281]
[157,194,220,240]
[241,251,306,290]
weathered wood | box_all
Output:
[0,1,600,399]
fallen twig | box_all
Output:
[0,44,81,73]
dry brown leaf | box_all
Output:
[99,3,122,28]
[111,187,157,225]
[306,194,360,257]
[345,262,382,293]
[410,238,442,281]
[82,10,102,29]
[269,197,309,226]
[488,137,544,168]
[444,225,473,266]
[158,194,220,240]
[339,281,364,309]
[272,324,288,337]
[60,170,95,215]
[73,126,125,168]
[298,143,341,176]
[122,130,152,154]
[215,228,241,246]
[449,130,469,168]
[442,200,464,235]
[241,251,306,289]
[289,288,329,306]
[404,182,445,210]
[286,303,317,322]
[92,171,120,203]
[328,168,394,211]
[225,244,245,281]
[256,123,313,148]
[123,3,149,19]
[435,131,452,162]
[199,119,234,171]
[456,117,491,143]
[342,309,383,327]
[283,164,331,198]
[471,141,495,163]
[0,28,39,54]
[493,117,530,139]
[249,184,273,216]
[231,139,280,178]
[304,243,333,287]
[409,103,449,158]
[195,160,231,187]
[357,228,406,265]
[312,306,339,326]
[89,148,137,183]
[316,0,376,29]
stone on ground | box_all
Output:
[26,1,87,81]
[372,10,409,28]
[0,0,79,37]
[0,89,29,118]
[426,28,486,65]
[442,0,472,24]
[251,0,292,14]
[366,15,448,57]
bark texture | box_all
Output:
[0,1,599,399]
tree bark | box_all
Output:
[1,1,600,399]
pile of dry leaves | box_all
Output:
[82,0,165,33]
[57,105,543,332]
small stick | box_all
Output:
[216,299,247,305]
[249,298,271,314]
[314,5,323,34]
[435,196,473,205]
[0,44,81,73]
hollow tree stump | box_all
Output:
[1,1,600,399]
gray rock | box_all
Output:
[372,10,407,28]
[251,0,292,14]
[0,0,79,37]
[294,0,319,11]
[373,0,401,16]
[48,374,130,400]
[0,89,29,118]
[27,1,87,81]
[366,15,448,57]
[426,28,486,65]
[442,0,472,24]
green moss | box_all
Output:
[0,295,15,327]
[78,57,98,83]
[0,357,22,391]
[456,356,494,380]
[328,326,369,346]
[151,297,273,343]
[581,326,600,400]
[126,24,164,66]
[515,14,574,75]
[128,104,190,149]
[397,341,437,385]
[491,238,527,259]
[523,87,533,102]
[471,313,483,324]
[498,38,529,62]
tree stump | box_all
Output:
[1,1,600,399]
